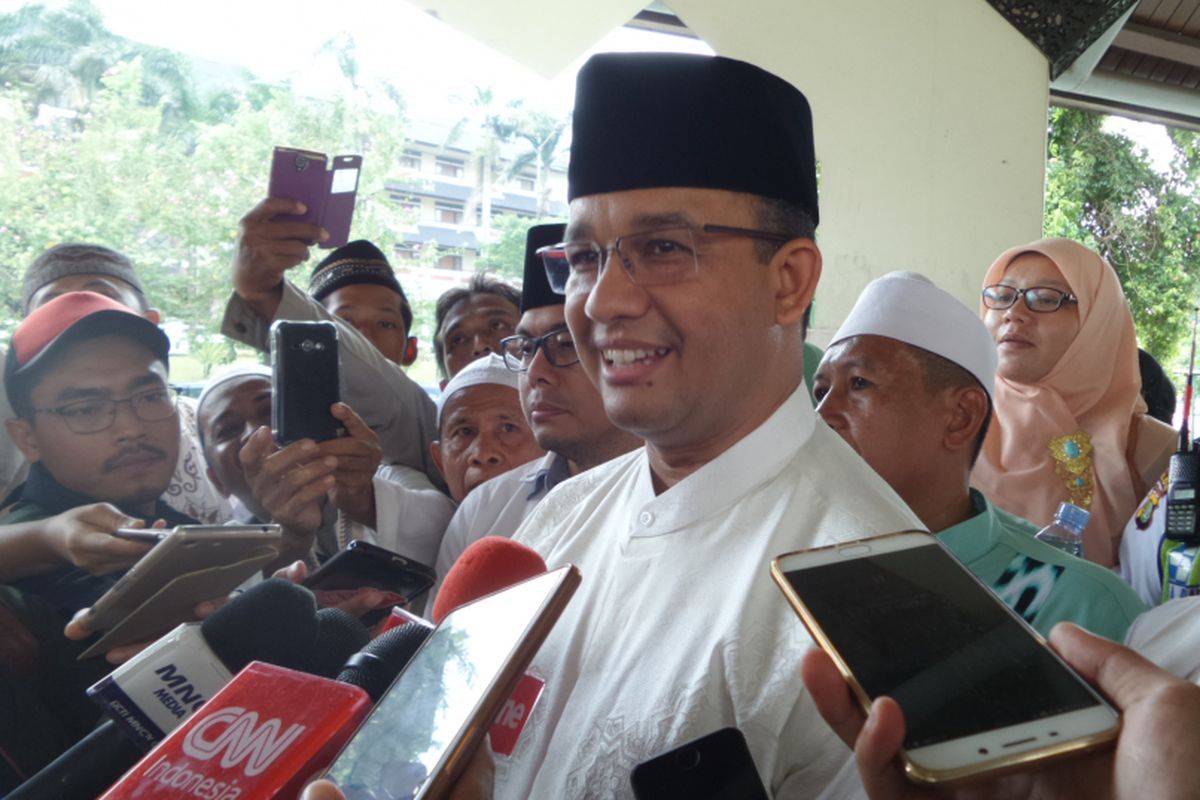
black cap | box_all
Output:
[568,52,819,224]
[309,239,409,305]
[521,223,567,314]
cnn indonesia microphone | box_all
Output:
[100,537,545,799]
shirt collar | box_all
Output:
[633,382,817,535]
[937,488,1000,563]
[525,452,572,501]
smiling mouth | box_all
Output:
[602,347,670,366]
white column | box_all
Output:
[672,0,1050,342]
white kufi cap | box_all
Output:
[830,271,997,399]
[436,353,521,427]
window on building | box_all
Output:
[436,158,464,178]
[394,243,420,261]
[397,196,421,215]
[401,151,421,170]
[516,176,535,192]
[436,203,464,224]
[438,253,464,270]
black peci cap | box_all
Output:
[309,239,408,305]
[568,52,819,224]
[521,223,567,314]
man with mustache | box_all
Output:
[0,291,188,617]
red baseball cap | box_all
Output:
[5,291,170,400]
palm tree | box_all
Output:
[0,0,118,112]
[507,110,567,217]
[445,85,523,241]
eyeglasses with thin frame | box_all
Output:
[541,224,793,295]
[982,284,1078,313]
[34,386,179,434]
[499,328,580,372]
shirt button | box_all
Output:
[638,511,654,526]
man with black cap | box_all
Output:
[223,202,441,488]
[309,240,420,368]
[0,243,230,524]
[470,53,919,798]
[431,224,640,583]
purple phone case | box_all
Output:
[321,154,362,249]
[267,147,361,248]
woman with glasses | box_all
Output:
[972,238,1176,567]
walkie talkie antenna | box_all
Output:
[1182,307,1198,453]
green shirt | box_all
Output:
[938,491,1147,641]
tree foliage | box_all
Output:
[0,8,410,379]
[1045,106,1200,367]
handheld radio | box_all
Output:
[1165,308,1200,543]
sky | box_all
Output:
[0,0,1178,169]
[49,0,711,123]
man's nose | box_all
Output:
[585,250,649,324]
[468,431,504,465]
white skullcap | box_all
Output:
[436,353,520,428]
[830,271,997,399]
[195,363,273,449]
[196,363,273,422]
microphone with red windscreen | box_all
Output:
[432,536,547,623]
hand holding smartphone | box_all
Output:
[772,531,1119,785]
[80,524,282,658]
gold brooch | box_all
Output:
[1049,431,1094,509]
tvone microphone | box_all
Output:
[431,536,547,622]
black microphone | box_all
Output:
[11,581,367,800]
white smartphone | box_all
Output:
[771,531,1119,785]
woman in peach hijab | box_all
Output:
[972,238,1176,567]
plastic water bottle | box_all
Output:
[1035,502,1089,558]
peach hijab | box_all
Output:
[971,238,1148,567]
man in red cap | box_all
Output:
[0,292,191,616]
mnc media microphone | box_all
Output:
[1166,308,1200,543]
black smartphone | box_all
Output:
[303,540,437,624]
[631,727,769,800]
[270,320,343,444]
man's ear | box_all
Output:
[771,238,822,327]
[142,307,162,326]
[402,337,419,367]
[430,440,446,482]
[5,417,40,464]
[944,386,989,455]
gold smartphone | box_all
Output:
[772,530,1119,785]
[322,564,581,800]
